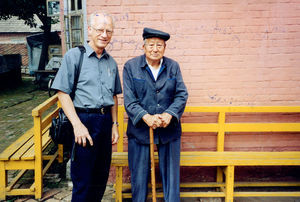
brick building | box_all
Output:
[0,15,60,74]
[0,16,43,74]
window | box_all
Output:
[47,0,60,17]
[64,0,83,49]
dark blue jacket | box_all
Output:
[123,54,188,144]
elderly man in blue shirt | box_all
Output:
[123,27,188,202]
[51,11,122,202]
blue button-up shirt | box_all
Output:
[123,54,188,144]
[52,44,122,108]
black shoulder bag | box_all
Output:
[49,46,86,146]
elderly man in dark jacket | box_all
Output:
[123,27,188,202]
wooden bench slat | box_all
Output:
[184,106,300,113]
[235,181,300,187]
[225,123,300,132]
[32,95,58,117]
[118,191,226,198]
[112,151,300,157]
[0,128,34,160]
[234,191,300,197]
[10,133,37,160]
[6,189,35,196]
[181,123,300,132]
[9,130,52,161]
[120,182,225,189]
[4,160,35,170]
[112,151,300,166]
[181,123,219,132]
[21,131,52,160]
[41,109,59,131]
[118,181,300,189]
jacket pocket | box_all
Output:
[133,78,146,98]
[165,77,176,95]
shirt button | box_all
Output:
[156,90,159,93]
[157,104,160,107]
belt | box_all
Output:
[75,107,111,114]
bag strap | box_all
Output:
[70,46,86,100]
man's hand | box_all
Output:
[73,122,93,147]
[158,112,172,128]
[142,114,162,129]
[112,124,119,144]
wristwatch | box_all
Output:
[112,121,119,127]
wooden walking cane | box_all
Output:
[149,127,157,202]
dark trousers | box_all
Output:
[71,112,112,202]
[128,137,181,202]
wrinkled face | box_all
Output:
[88,14,113,51]
[143,38,166,64]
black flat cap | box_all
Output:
[143,27,170,41]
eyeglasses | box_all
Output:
[91,27,113,36]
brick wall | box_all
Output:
[87,0,300,106]
[86,0,300,182]
[0,43,29,74]
[0,33,30,74]
[0,44,28,64]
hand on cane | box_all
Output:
[158,112,172,128]
[142,114,162,129]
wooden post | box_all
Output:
[115,167,123,202]
[217,112,226,192]
[33,115,43,199]
[0,162,6,200]
[149,128,157,202]
[225,165,234,202]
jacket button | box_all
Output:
[156,90,159,93]
[157,104,160,107]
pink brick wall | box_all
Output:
[87,1,300,182]
[87,0,300,106]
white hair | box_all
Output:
[88,11,114,28]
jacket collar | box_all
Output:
[141,54,167,82]
[140,54,166,69]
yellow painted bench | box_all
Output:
[0,95,63,200]
[112,106,300,202]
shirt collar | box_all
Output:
[141,54,165,68]
[85,44,109,59]
[146,58,163,70]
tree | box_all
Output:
[0,0,53,70]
